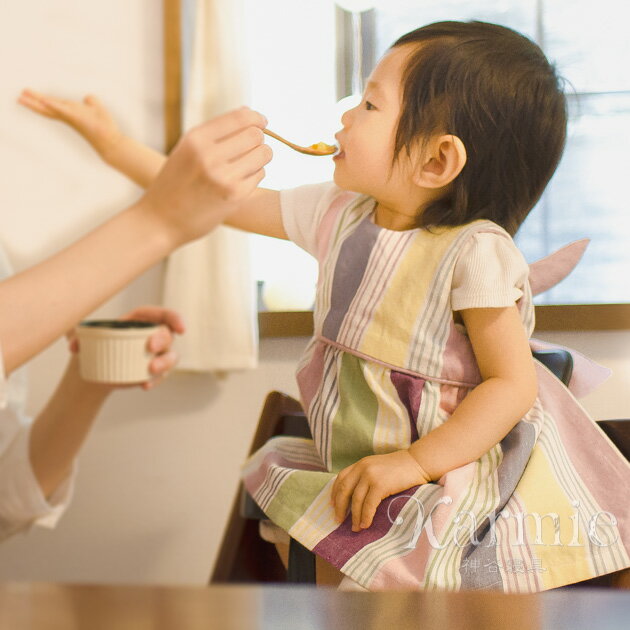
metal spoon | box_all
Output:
[263,128,337,156]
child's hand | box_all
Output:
[331,450,430,532]
[68,306,185,391]
[18,89,122,162]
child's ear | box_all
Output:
[413,135,467,189]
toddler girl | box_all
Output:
[24,20,630,592]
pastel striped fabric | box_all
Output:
[243,192,630,591]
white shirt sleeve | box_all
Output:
[451,232,530,311]
[280,181,342,256]
[0,245,76,542]
[0,414,76,542]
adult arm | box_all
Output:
[1,106,271,374]
[28,306,182,498]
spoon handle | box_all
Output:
[262,128,336,156]
[263,128,300,150]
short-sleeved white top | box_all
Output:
[280,182,529,311]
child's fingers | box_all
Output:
[84,94,99,106]
[37,96,77,122]
[83,94,109,116]
[332,468,359,523]
[18,89,58,118]
[359,488,383,530]
[20,88,65,114]
[350,482,370,531]
[21,87,49,101]
[26,91,85,127]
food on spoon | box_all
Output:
[309,141,337,154]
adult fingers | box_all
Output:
[183,107,267,158]
[223,143,273,183]
[235,166,268,201]
[120,306,186,335]
[141,376,163,391]
[200,143,271,204]
[146,326,174,354]
[194,124,270,170]
[149,349,178,375]
[203,106,268,143]
[215,126,267,164]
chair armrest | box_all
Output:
[240,487,267,520]
[281,413,312,439]
[596,419,630,462]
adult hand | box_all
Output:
[18,89,122,162]
[330,450,430,532]
[138,106,272,247]
[68,306,185,391]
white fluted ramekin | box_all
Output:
[76,320,159,384]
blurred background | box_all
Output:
[0,0,627,585]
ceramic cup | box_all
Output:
[76,320,159,384]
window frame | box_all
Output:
[163,0,630,335]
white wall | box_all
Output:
[0,0,628,586]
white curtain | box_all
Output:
[162,0,258,371]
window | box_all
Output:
[241,0,336,312]
[165,0,630,331]
[367,0,630,306]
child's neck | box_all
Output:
[373,202,420,231]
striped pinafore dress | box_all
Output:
[243,189,630,591]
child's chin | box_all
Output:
[332,171,352,190]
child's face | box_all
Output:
[334,45,417,204]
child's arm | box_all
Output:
[19,90,286,239]
[331,305,537,532]
[408,306,537,475]
[19,89,164,188]
[28,306,183,498]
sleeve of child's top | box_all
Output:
[280,181,342,256]
[451,232,530,311]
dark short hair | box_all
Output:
[393,21,567,235]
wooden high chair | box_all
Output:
[210,350,630,585]
[210,390,310,584]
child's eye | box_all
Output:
[365,101,376,111]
